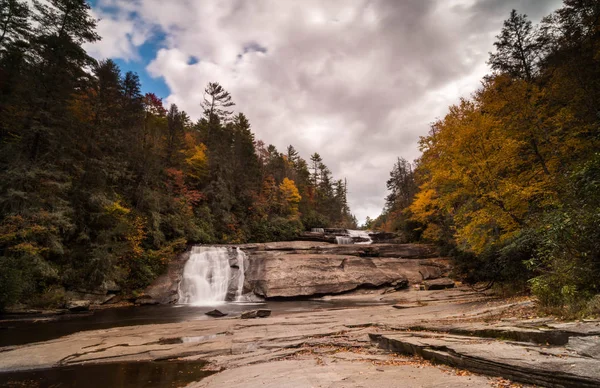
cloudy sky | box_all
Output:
[85,0,562,224]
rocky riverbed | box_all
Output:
[2,242,599,387]
[2,286,599,387]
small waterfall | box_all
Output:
[347,229,373,245]
[234,248,246,300]
[178,246,246,305]
[335,236,353,245]
[311,228,325,233]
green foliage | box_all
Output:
[527,154,600,316]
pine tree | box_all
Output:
[488,10,540,80]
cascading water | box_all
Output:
[311,228,325,233]
[347,229,373,245]
[177,246,246,305]
[335,236,353,245]
[234,248,246,300]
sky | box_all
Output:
[84,0,562,224]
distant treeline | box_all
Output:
[373,1,600,317]
[0,0,356,309]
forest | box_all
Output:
[0,0,356,309]
[375,1,600,317]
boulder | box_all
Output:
[419,266,443,280]
[241,310,258,319]
[205,309,228,317]
[101,280,121,294]
[423,278,455,290]
[65,300,91,312]
[256,309,271,318]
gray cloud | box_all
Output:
[89,0,563,223]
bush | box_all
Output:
[250,217,303,242]
[528,155,600,316]
[300,211,328,231]
[451,230,535,289]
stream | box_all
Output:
[0,298,390,348]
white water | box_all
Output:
[178,246,246,305]
[235,248,246,300]
[335,236,353,245]
[347,229,373,245]
[311,228,325,233]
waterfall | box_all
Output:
[335,236,353,245]
[311,228,325,233]
[234,248,246,300]
[178,246,246,305]
[347,229,373,245]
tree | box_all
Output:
[279,178,301,216]
[0,0,30,50]
[488,10,540,80]
[310,153,322,186]
[385,157,417,212]
[201,82,235,123]
[165,103,186,164]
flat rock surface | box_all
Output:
[0,288,501,372]
[190,358,495,388]
[372,331,600,387]
[2,288,598,387]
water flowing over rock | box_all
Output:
[348,229,372,244]
[177,246,246,305]
[335,236,353,245]
[311,228,324,233]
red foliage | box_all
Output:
[143,93,167,116]
[165,168,204,209]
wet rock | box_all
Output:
[135,296,159,306]
[423,278,454,290]
[205,309,228,317]
[65,300,91,312]
[241,310,258,319]
[256,309,271,318]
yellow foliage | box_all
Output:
[279,178,302,215]
[104,200,131,216]
[184,143,209,181]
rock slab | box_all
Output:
[245,253,413,298]
[371,332,600,388]
[423,277,454,290]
